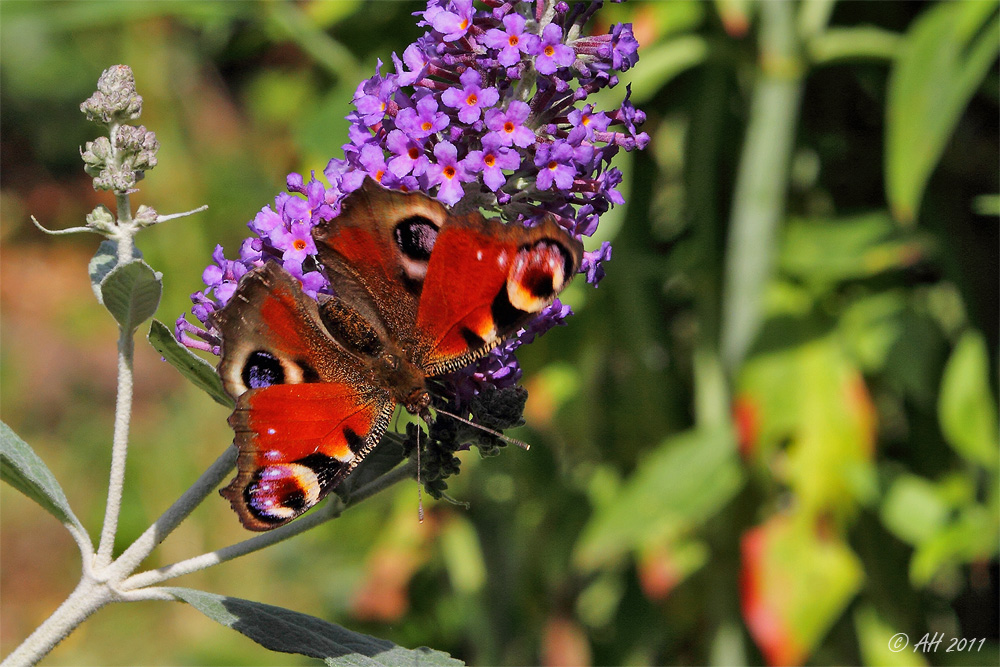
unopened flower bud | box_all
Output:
[80,65,143,125]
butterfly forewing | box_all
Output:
[313,179,450,346]
[415,216,583,374]
[212,263,393,531]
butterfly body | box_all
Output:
[212,178,582,530]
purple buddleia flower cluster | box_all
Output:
[177,0,647,407]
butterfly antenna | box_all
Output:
[434,406,530,451]
[416,425,424,523]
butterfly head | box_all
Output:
[373,350,431,416]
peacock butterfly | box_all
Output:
[211,177,583,530]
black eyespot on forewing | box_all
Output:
[342,427,366,455]
[242,350,285,389]
[394,216,438,261]
[491,283,529,331]
[523,270,555,298]
[520,239,570,297]
[296,359,321,383]
[460,326,486,349]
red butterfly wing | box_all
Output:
[222,383,393,530]
[212,262,393,531]
[313,178,452,346]
[415,216,583,374]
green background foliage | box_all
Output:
[1,1,996,665]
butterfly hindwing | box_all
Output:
[212,262,393,530]
[223,382,393,530]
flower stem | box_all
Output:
[108,447,237,580]
[95,299,135,568]
[119,457,417,590]
[0,578,113,667]
[95,172,138,567]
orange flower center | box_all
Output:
[504,121,515,133]
[466,93,478,106]
[484,154,496,168]
[421,121,432,131]
[443,165,456,179]
[508,35,519,47]
[293,239,307,251]
[375,169,385,182]
[544,45,555,57]
[547,160,558,171]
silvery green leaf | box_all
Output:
[89,240,143,303]
[100,259,162,334]
[167,587,463,667]
[0,421,88,538]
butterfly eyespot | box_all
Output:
[506,241,569,312]
[246,462,321,522]
[394,216,440,289]
[394,216,439,262]
[242,350,285,389]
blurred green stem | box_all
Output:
[687,57,731,426]
[268,0,363,84]
[807,27,902,64]
[720,0,807,372]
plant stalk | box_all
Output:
[0,579,112,667]
[95,128,139,564]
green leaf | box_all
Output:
[573,427,743,572]
[0,421,88,537]
[779,213,928,292]
[440,515,486,594]
[910,504,998,587]
[101,260,162,334]
[740,336,879,515]
[938,330,999,468]
[880,474,951,546]
[166,587,463,667]
[886,0,1000,223]
[88,239,143,303]
[806,26,902,65]
[148,319,233,408]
